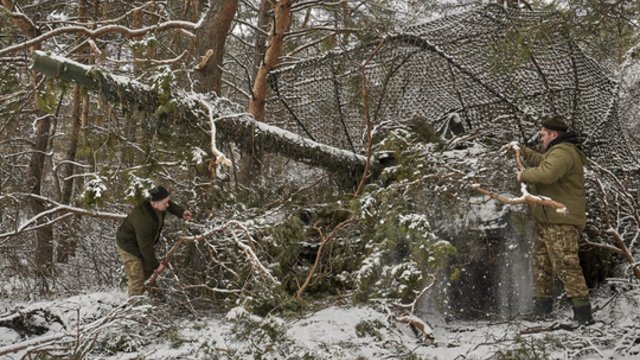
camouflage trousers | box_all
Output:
[117,247,154,297]
[533,224,589,299]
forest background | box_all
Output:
[1,0,640,359]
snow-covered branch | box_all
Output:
[193,96,233,171]
[0,22,198,57]
[225,220,277,284]
[0,299,151,358]
[471,182,567,214]
[0,193,125,241]
[146,219,277,297]
[594,179,640,280]
[30,51,379,174]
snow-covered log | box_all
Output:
[31,51,380,175]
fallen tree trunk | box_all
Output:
[31,51,378,175]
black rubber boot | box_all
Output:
[572,304,595,326]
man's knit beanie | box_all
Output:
[541,115,568,132]
[149,186,170,201]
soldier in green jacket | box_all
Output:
[507,115,594,325]
[116,185,192,297]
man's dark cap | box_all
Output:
[149,186,170,201]
[541,115,568,132]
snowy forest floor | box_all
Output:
[1,281,639,360]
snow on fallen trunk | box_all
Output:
[31,51,380,175]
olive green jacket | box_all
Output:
[116,200,185,269]
[520,142,587,230]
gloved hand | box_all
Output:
[502,141,520,153]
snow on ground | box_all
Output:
[1,286,640,359]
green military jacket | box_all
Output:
[116,200,185,269]
[520,141,587,230]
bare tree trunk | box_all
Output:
[248,0,291,121]
[253,0,272,74]
[239,0,292,184]
[2,0,55,280]
[124,4,147,167]
[234,0,271,186]
[191,0,238,180]
[57,0,92,263]
[146,1,160,59]
[194,0,238,94]
[61,86,82,205]
[29,114,54,277]
[28,68,54,280]
[131,5,145,68]
[61,0,89,205]
[183,0,199,22]
[123,112,137,167]
[56,89,83,264]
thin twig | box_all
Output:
[295,217,353,299]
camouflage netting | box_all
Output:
[266,4,638,170]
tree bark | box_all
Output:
[192,0,238,180]
[3,0,55,279]
[31,51,378,175]
[29,114,54,277]
[61,86,82,205]
[248,0,291,121]
[253,0,272,76]
[58,0,92,263]
[239,0,292,184]
[61,0,90,205]
[56,85,83,264]
[194,0,238,94]
[123,3,147,167]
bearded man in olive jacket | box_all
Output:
[116,186,192,297]
[508,115,594,325]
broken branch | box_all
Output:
[471,183,567,213]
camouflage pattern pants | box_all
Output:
[117,247,154,297]
[533,224,589,299]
